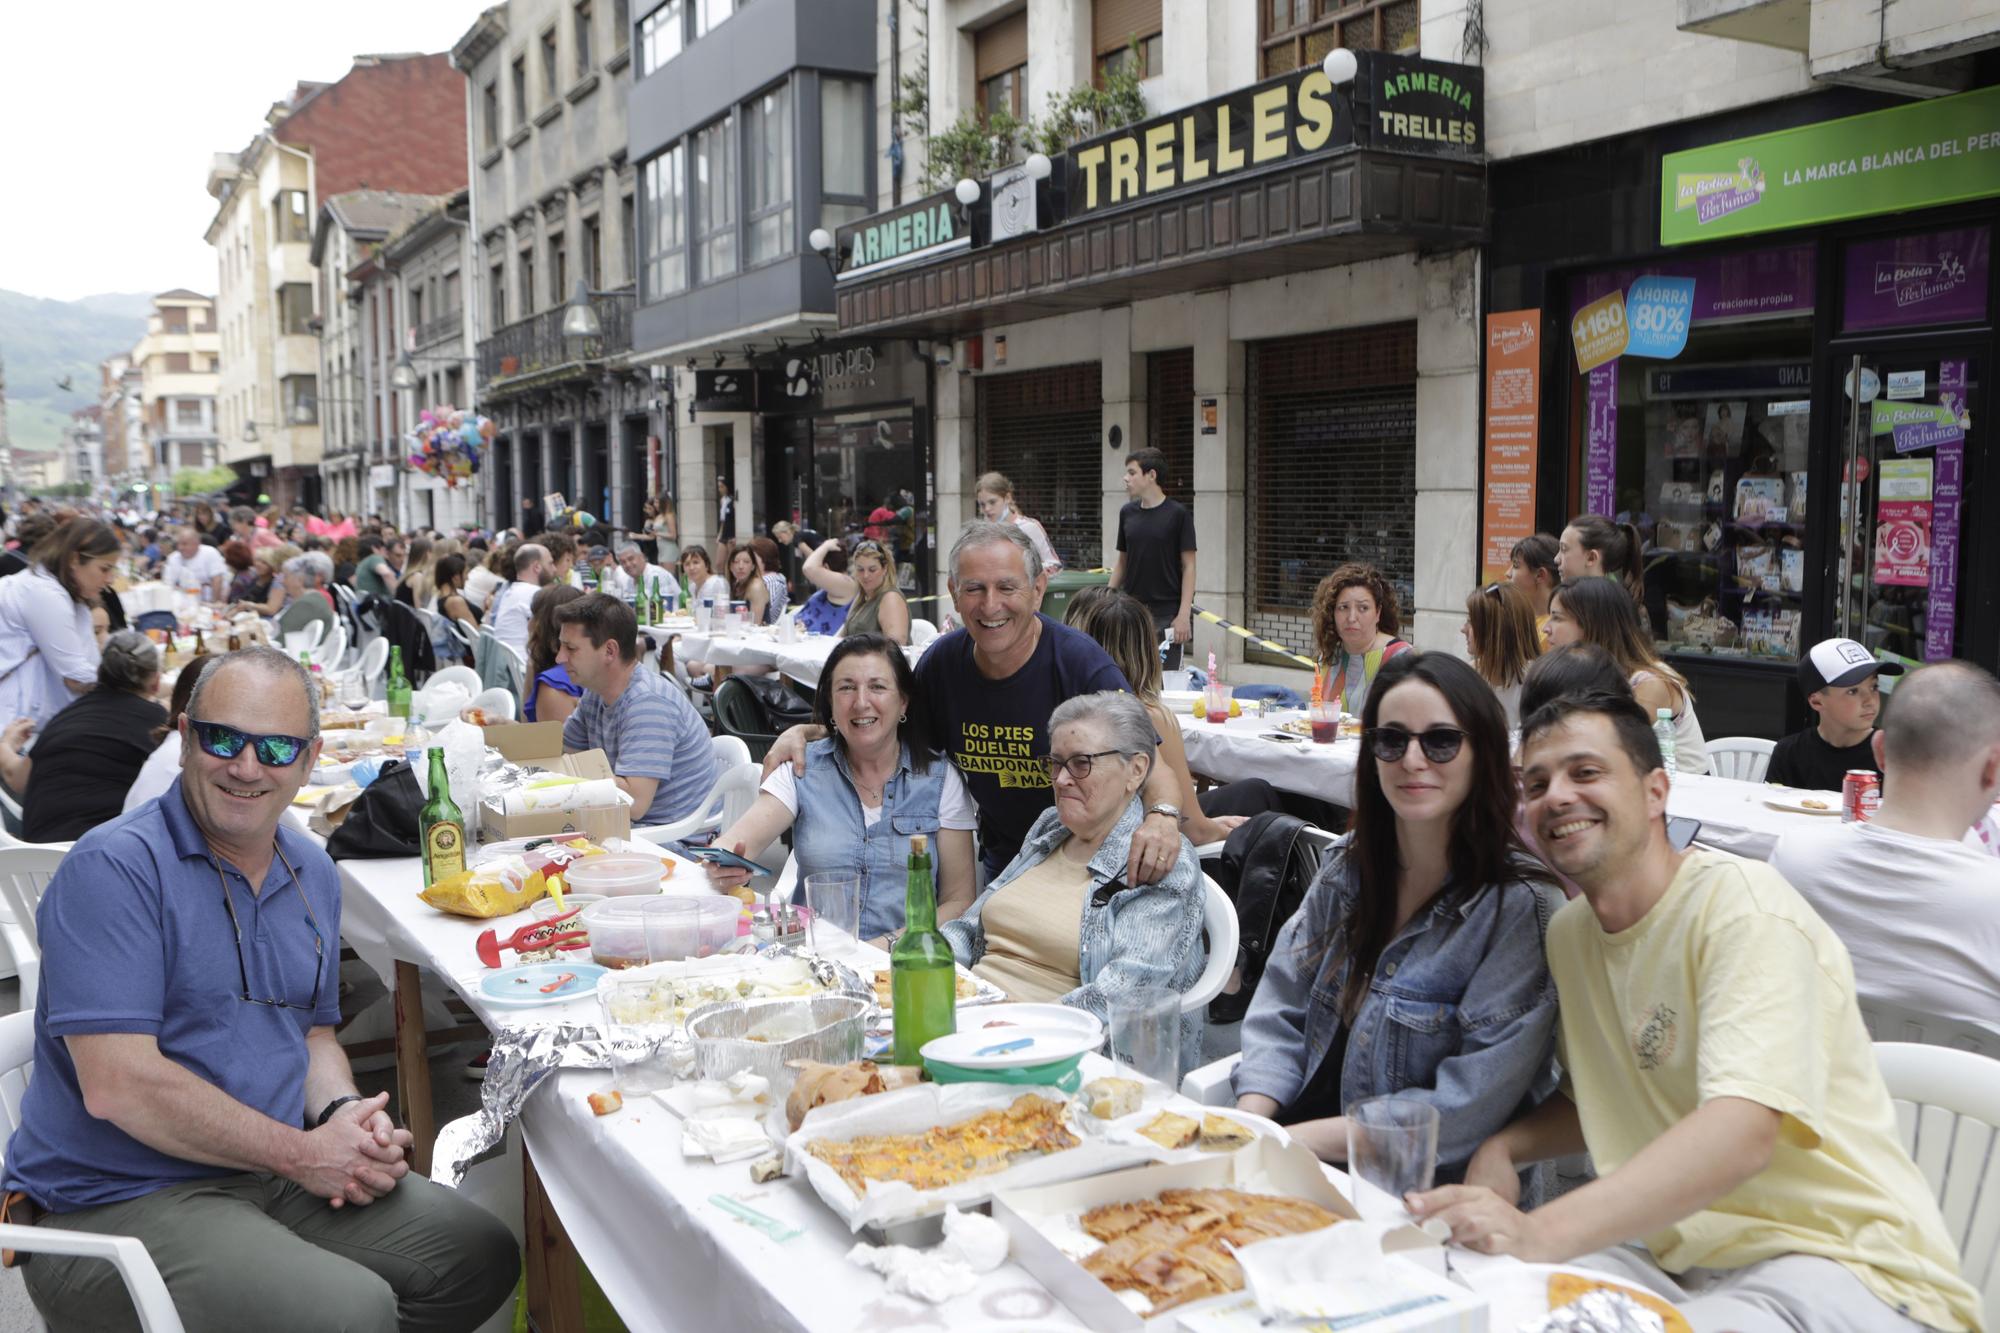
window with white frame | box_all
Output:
[694,0,736,38]
[821,77,870,233]
[693,114,736,282]
[639,0,682,74]
[743,81,793,267]
[642,144,687,299]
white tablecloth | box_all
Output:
[1666,772,1843,862]
[1175,709,1362,807]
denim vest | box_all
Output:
[1234,844,1563,1192]
[791,737,948,941]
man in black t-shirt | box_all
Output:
[1110,447,1197,670]
[1767,637,1903,792]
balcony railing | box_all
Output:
[417,310,465,348]
[476,287,634,389]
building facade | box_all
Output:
[207,54,468,512]
[379,192,481,533]
[98,354,146,490]
[128,290,220,486]
[1479,0,2000,736]
[455,1,648,538]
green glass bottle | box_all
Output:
[386,645,412,719]
[419,747,466,887]
[648,575,665,622]
[890,833,957,1066]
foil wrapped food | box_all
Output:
[431,947,871,1187]
[1522,1289,1669,1333]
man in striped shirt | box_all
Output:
[555,594,717,826]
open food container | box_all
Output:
[993,1138,1479,1333]
[564,854,668,898]
[686,994,870,1105]
[641,894,739,961]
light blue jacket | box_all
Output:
[1233,843,1562,1189]
[942,797,1206,1069]
[791,737,950,941]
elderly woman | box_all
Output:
[941,690,1207,1066]
[0,631,168,843]
[274,551,338,644]
[702,633,977,934]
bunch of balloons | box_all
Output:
[410,406,495,488]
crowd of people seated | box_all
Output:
[0,488,1994,1333]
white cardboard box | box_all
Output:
[993,1138,1487,1333]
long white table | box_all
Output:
[673,628,930,689]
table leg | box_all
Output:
[522,1146,586,1333]
[392,960,436,1177]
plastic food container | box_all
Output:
[641,895,740,962]
[686,994,870,1104]
[566,854,667,898]
[581,898,654,969]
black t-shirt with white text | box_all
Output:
[1116,498,1197,621]
[914,615,1130,873]
[1767,725,1881,794]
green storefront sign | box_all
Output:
[1660,83,2000,246]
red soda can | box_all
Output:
[1841,770,1880,823]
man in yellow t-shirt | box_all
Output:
[1410,691,1980,1333]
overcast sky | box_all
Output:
[0,3,478,302]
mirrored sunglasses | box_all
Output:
[188,718,311,768]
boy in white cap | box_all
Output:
[1765,637,1902,791]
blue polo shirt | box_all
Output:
[3,780,342,1213]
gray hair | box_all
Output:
[1883,661,2000,772]
[515,542,551,577]
[97,630,161,692]
[284,551,334,585]
[186,645,320,738]
[1049,690,1156,763]
[614,542,643,560]
[948,520,1039,585]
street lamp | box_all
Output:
[389,352,419,391]
[561,278,601,339]
[1321,46,1358,85]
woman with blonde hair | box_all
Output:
[974,471,1060,576]
[1311,563,1411,717]
[805,539,910,644]
[1544,576,1709,772]
[1461,581,1542,728]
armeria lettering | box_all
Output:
[852,203,956,269]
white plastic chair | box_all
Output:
[0,844,71,1011]
[1707,736,1776,783]
[909,618,939,647]
[1875,1041,2000,1320]
[307,621,347,672]
[0,1011,185,1331]
[629,754,761,847]
[1861,997,1997,1056]
[1181,873,1239,1016]
[425,665,482,697]
[470,686,517,723]
[285,619,327,653]
[1180,1052,1241,1106]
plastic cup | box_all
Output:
[641,894,738,961]
[598,974,678,1094]
[1204,682,1233,724]
[1310,702,1340,744]
[581,898,653,969]
[804,872,863,954]
[1345,1096,1440,1212]
[1108,984,1182,1088]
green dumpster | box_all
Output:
[1042,568,1110,624]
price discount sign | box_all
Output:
[1570,291,1629,373]
[1624,276,1696,360]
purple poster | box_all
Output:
[1925,359,1968,660]
[1570,242,1816,324]
[1845,228,1991,333]
[1586,363,1618,517]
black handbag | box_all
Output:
[326,759,426,860]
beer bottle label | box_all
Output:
[426,821,466,881]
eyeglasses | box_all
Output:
[188,718,312,768]
[212,846,325,1012]
[1041,749,1128,781]
[1366,726,1468,765]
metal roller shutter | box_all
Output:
[1245,325,1417,665]
[1094,0,1162,55]
[977,364,1104,570]
[1146,348,1195,507]
[975,12,1029,83]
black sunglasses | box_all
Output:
[1366,725,1468,765]
[188,718,312,768]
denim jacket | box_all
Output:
[792,737,949,941]
[1233,842,1563,1187]
[942,797,1206,1070]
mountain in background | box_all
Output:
[0,290,156,455]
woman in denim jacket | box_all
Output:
[701,634,977,939]
[1234,653,1562,1192]
[943,691,1207,1070]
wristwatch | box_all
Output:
[1144,803,1184,823]
[314,1094,366,1128]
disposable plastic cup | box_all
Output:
[640,894,738,961]
[1310,702,1340,744]
[804,872,863,954]
[1204,682,1233,725]
[1108,984,1181,1088]
[1345,1096,1440,1214]
[598,974,678,1094]
[581,898,652,969]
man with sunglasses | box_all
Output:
[2,647,519,1331]
[1408,692,1978,1333]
